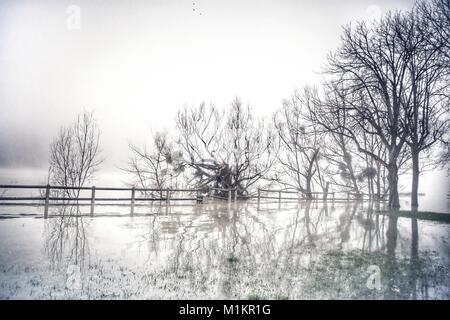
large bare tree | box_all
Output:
[323,13,415,208]
[417,0,450,65]
[400,7,450,207]
[306,83,395,200]
[176,98,275,197]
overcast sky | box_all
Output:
[0,0,417,170]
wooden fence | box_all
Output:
[0,184,388,218]
[255,189,387,202]
[0,184,204,218]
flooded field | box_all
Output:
[0,200,449,300]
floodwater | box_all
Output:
[0,200,449,300]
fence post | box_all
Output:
[234,188,237,202]
[257,188,261,207]
[196,190,203,204]
[90,186,96,217]
[347,192,350,201]
[324,183,329,201]
[279,190,282,204]
[44,184,50,219]
[228,189,232,204]
[166,189,170,204]
[131,187,135,215]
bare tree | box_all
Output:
[276,85,392,200]
[400,7,450,207]
[124,130,183,197]
[319,84,367,195]
[176,98,275,197]
[48,111,102,198]
[223,98,276,195]
[274,87,323,199]
[176,102,224,191]
[417,0,450,65]
[418,0,450,175]
[323,13,415,208]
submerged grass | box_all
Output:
[376,210,450,223]
[1,203,449,299]
[301,249,449,300]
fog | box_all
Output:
[1,0,448,203]
[0,0,415,166]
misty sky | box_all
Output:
[0,0,416,168]
[2,0,447,208]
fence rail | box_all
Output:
[0,184,393,218]
[0,184,205,218]
[0,184,197,192]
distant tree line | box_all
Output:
[48,0,449,208]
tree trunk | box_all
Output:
[410,216,419,300]
[376,162,381,200]
[305,176,313,200]
[367,177,372,199]
[387,160,400,208]
[305,149,319,200]
[384,215,398,299]
[386,215,398,257]
[411,148,419,208]
[343,151,359,193]
[322,182,329,201]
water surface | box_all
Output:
[0,201,449,299]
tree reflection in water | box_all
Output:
[44,206,89,271]
[39,201,449,299]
